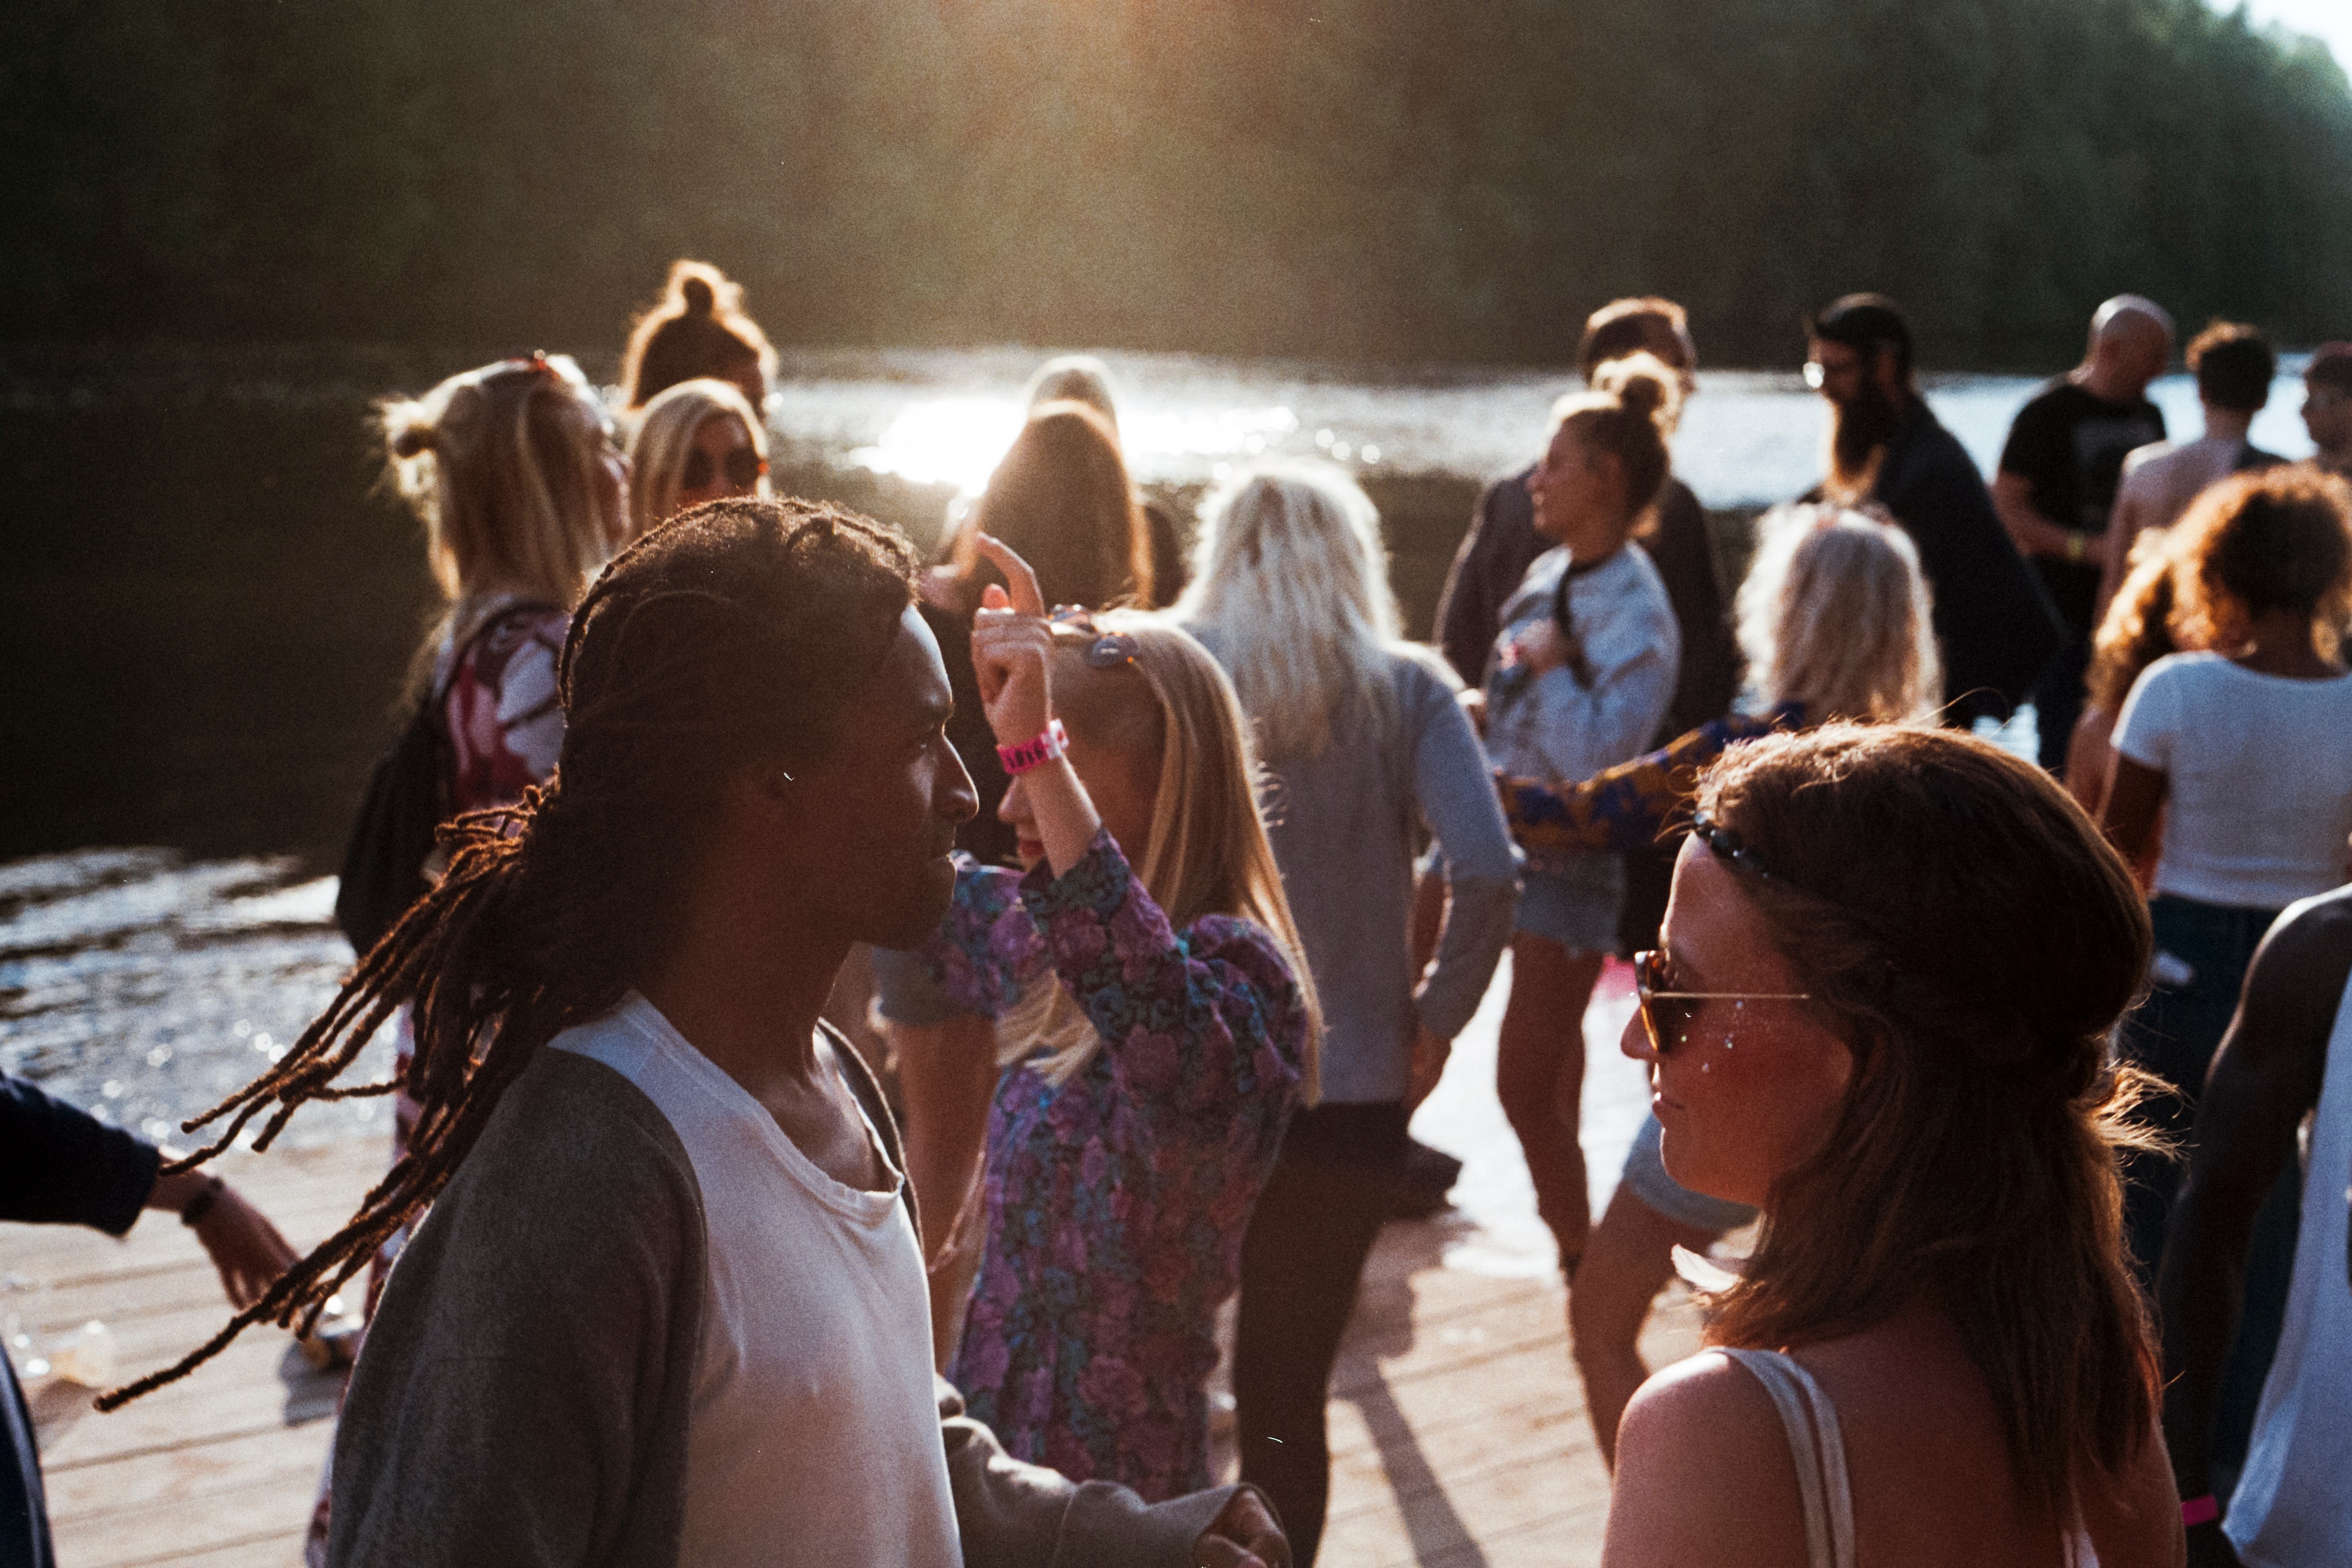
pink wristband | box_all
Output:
[997,718,1068,776]
[2180,1495,2220,1527]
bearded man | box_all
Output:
[1801,293,2063,728]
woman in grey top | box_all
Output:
[1179,461,1518,1564]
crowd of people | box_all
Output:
[7,257,2352,1568]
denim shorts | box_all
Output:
[1618,1112,1759,1234]
[1513,855,1624,953]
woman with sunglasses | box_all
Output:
[872,400,1161,1361]
[625,377,770,540]
[1495,504,1941,1469]
[914,534,1316,1502]
[1604,725,2183,1568]
[1175,461,1517,1564]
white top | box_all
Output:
[551,995,962,1568]
[2227,967,2352,1567]
[2112,653,2352,909]
[1484,543,1679,788]
[2114,435,2252,538]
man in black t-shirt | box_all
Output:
[1993,295,2173,770]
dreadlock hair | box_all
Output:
[100,497,918,1410]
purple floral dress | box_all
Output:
[927,829,1307,1500]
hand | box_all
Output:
[1513,619,1585,681]
[968,533,1055,748]
[1406,1025,1451,1112]
[1196,1488,1289,1568]
[151,1172,299,1310]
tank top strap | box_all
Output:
[1723,1349,1857,1568]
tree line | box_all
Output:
[6,0,2349,369]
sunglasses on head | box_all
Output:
[1632,948,1812,1056]
[683,446,766,492]
[1047,606,1140,669]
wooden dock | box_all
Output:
[9,961,1703,1565]
[7,1146,1700,1568]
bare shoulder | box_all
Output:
[1604,1352,1812,1568]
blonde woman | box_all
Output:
[306,351,625,1562]
[1177,461,1517,1564]
[624,376,769,540]
[1496,504,1940,1468]
[919,536,1315,1501]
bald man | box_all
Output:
[1993,295,2173,770]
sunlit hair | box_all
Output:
[1690,725,2163,1519]
[378,354,614,635]
[1735,504,1940,723]
[2086,530,2186,714]
[997,615,1321,1102]
[1177,460,1442,762]
[2170,464,2352,658]
[1023,354,1123,432]
[100,499,920,1409]
[1552,353,1681,531]
[952,400,1152,609]
[625,378,770,542]
[620,259,778,410]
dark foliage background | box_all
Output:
[6,0,2350,367]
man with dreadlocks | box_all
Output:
[103,498,1288,1568]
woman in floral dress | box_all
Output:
[925,535,1317,1499]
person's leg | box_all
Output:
[1569,1116,1753,1466]
[2031,629,2091,774]
[1233,1104,1406,1567]
[1497,932,1605,1271]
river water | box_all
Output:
[0,344,2319,1152]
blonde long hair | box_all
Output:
[1176,461,1426,762]
[1737,504,1942,723]
[1000,613,1322,1103]
[378,354,614,634]
[625,378,769,542]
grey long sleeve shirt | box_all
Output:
[1192,634,1519,1104]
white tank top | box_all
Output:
[1725,1349,2096,1567]
[2226,969,2352,1567]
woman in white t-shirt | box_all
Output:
[2100,464,2352,1474]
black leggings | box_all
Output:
[1233,1101,1409,1567]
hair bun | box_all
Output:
[1615,367,1668,421]
[679,274,716,316]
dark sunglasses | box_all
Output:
[683,446,766,492]
[1047,606,1140,669]
[1632,948,1811,1056]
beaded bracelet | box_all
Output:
[997,718,1069,776]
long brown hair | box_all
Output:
[1690,725,2163,1516]
[99,499,918,1409]
[953,400,1152,610]
[2086,533,2183,714]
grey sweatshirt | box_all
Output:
[1191,634,1520,1104]
[328,1031,1246,1568]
